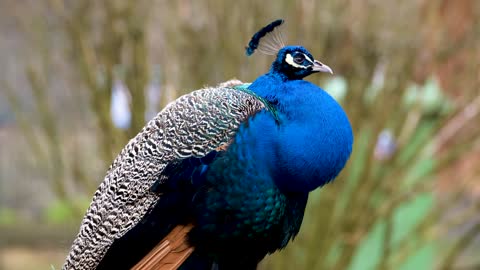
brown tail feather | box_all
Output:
[131,224,194,270]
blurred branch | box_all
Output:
[397,108,422,146]
[123,1,150,136]
[434,95,480,154]
[388,171,480,269]
[1,80,47,162]
[59,1,120,165]
[440,221,480,270]
[26,65,67,199]
[378,210,394,270]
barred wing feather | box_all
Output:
[63,85,267,270]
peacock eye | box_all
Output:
[293,54,305,64]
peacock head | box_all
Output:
[271,46,332,80]
[246,19,333,80]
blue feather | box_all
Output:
[248,67,353,193]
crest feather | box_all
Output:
[246,19,286,56]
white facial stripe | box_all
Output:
[285,53,309,69]
[303,53,314,65]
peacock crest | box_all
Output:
[245,19,286,56]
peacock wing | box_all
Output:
[63,83,268,270]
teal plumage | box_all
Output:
[63,19,353,270]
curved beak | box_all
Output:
[312,60,333,74]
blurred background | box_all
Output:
[0,0,479,269]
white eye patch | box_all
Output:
[285,53,314,69]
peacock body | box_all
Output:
[63,19,353,270]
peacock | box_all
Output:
[63,19,353,270]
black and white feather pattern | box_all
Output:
[63,84,267,270]
[245,19,286,56]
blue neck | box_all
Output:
[249,72,287,100]
[247,71,354,193]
